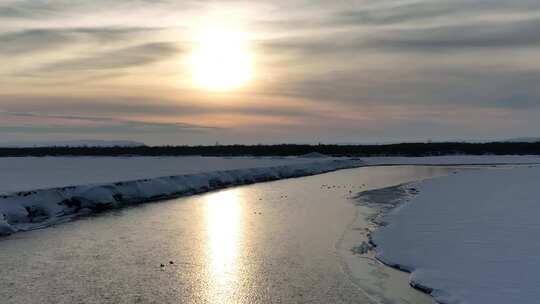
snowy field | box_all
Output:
[1,155,539,194]
[361,165,540,304]
[0,156,338,194]
[363,155,540,166]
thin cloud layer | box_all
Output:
[1,0,539,144]
[37,42,180,73]
[0,109,216,134]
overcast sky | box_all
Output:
[1,0,539,145]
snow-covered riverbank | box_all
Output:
[357,165,540,304]
[0,156,342,194]
[0,158,362,236]
[2,155,539,237]
[363,155,540,166]
[2,155,538,194]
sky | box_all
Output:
[1,0,539,145]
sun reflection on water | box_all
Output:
[205,189,244,302]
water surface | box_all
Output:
[0,166,454,304]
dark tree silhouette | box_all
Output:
[0,142,539,157]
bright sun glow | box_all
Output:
[189,29,254,91]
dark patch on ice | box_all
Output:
[351,241,372,254]
[410,281,434,295]
[60,197,82,210]
[374,255,438,296]
[90,202,114,211]
[25,206,48,222]
[352,185,412,226]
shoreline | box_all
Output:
[365,165,540,304]
[355,183,439,296]
[334,166,470,304]
[337,182,439,304]
[340,164,532,304]
[0,159,363,236]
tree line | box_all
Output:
[1,142,540,157]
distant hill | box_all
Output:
[0,140,145,148]
[505,137,540,143]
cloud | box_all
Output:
[0,0,176,20]
[262,17,540,59]
[256,2,540,112]
[0,29,71,55]
[0,94,329,121]
[1,0,540,143]
[332,1,457,26]
[0,27,163,55]
[372,18,540,50]
[257,65,540,111]
[0,0,59,19]
[331,0,540,27]
[0,110,217,134]
[35,42,180,73]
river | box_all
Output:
[0,166,456,304]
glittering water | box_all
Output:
[0,166,454,304]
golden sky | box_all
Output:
[1,0,539,144]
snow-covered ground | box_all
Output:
[362,155,540,166]
[0,156,362,235]
[2,155,538,194]
[359,165,540,304]
[0,156,342,194]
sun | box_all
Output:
[189,29,254,91]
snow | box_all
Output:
[362,155,540,166]
[361,166,540,304]
[0,156,348,194]
[0,155,537,194]
[0,157,363,236]
[299,152,329,158]
[2,153,540,258]
[505,137,540,143]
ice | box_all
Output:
[363,155,540,166]
[364,166,540,304]
[351,242,371,255]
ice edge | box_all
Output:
[354,184,446,303]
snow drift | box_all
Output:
[0,158,362,236]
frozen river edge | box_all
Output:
[353,183,439,296]
[0,159,363,236]
[354,165,540,304]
